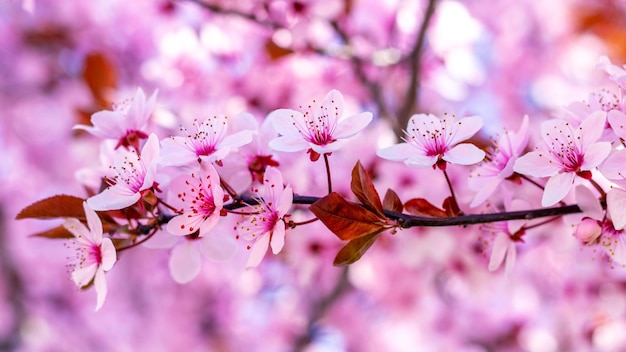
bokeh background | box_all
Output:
[3,0,626,351]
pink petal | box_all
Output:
[169,241,202,284]
[87,186,141,211]
[469,176,501,208]
[608,110,626,139]
[575,218,602,243]
[447,115,483,146]
[246,233,270,268]
[443,143,485,165]
[218,130,254,149]
[270,223,286,254]
[377,143,418,162]
[323,89,345,121]
[268,109,304,137]
[93,268,108,311]
[488,232,508,271]
[575,185,604,220]
[159,138,198,166]
[507,199,529,234]
[504,242,516,275]
[310,140,343,155]
[542,172,576,207]
[198,214,220,236]
[63,218,91,242]
[405,154,438,168]
[71,264,97,287]
[334,112,373,139]
[141,230,179,249]
[88,110,126,138]
[167,214,201,236]
[139,134,160,191]
[511,115,530,155]
[100,238,117,271]
[83,202,102,242]
[599,150,626,180]
[608,189,626,230]
[268,136,310,152]
[609,234,626,266]
[277,185,293,216]
[514,151,560,177]
[579,111,606,147]
[198,233,236,261]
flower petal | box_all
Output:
[504,242,516,275]
[169,241,202,284]
[100,238,117,272]
[443,143,485,165]
[71,264,98,287]
[579,111,606,148]
[268,109,304,137]
[488,232,508,271]
[83,202,102,243]
[197,233,236,261]
[246,233,270,268]
[608,188,626,230]
[334,112,373,139]
[514,151,560,177]
[542,172,576,207]
[270,222,286,255]
[63,218,91,241]
[323,89,345,121]
[87,186,141,211]
[269,136,310,152]
[575,185,604,220]
[447,115,483,146]
[599,150,626,180]
[93,268,108,311]
[377,143,418,162]
[580,142,611,171]
[608,109,626,139]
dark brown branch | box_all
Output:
[395,0,438,137]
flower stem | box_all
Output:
[323,153,332,194]
[116,227,159,252]
[442,169,460,214]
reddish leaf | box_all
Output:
[83,52,118,107]
[442,196,462,217]
[333,231,383,266]
[265,39,294,60]
[16,195,86,220]
[383,189,403,212]
[404,198,447,218]
[30,225,74,239]
[350,161,384,217]
[310,192,386,241]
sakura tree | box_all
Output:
[5,0,626,351]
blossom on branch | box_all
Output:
[514,112,611,206]
[268,89,373,161]
[236,167,293,268]
[166,162,224,237]
[377,113,485,170]
[75,88,157,150]
[160,113,255,167]
[87,133,160,211]
[469,115,529,207]
[63,202,117,311]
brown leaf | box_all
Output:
[310,192,386,241]
[404,198,447,218]
[83,52,118,107]
[16,195,86,220]
[30,225,74,239]
[333,231,383,266]
[383,189,403,212]
[442,196,461,217]
[265,39,294,60]
[350,161,384,217]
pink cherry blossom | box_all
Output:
[236,167,293,268]
[75,88,157,150]
[597,56,626,88]
[513,112,611,206]
[166,162,224,237]
[469,115,529,207]
[575,217,626,268]
[87,133,160,211]
[159,113,255,167]
[63,202,117,311]
[268,89,373,159]
[481,199,528,274]
[377,113,485,170]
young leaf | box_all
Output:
[350,161,384,217]
[442,196,462,217]
[30,225,74,239]
[310,192,387,241]
[383,189,403,212]
[404,198,447,218]
[16,195,86,220]
[333,231,383,266]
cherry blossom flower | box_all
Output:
[166,162,224,237]
[87,133,160,211]
[514,112,611,207]
[597,56,626,88]
[575,216,626,268]
[159,113,255,167]
[236,167,293,268]
[268,89,373,160]
[469,116,529,207]
[63,202,117,311]
[75,88,157,150]
[377,113,485,170]
[481,199,528,274]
